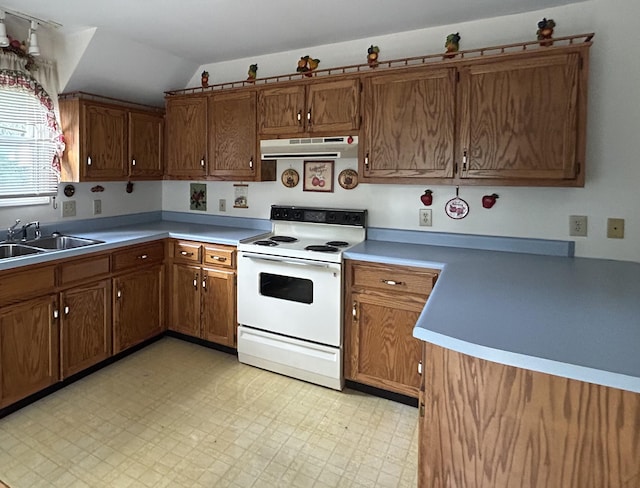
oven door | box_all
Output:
[237,251,342,346]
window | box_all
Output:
[0,72,62,206]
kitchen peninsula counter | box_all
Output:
[345,239,640,394]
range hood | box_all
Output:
[260,136,358,160]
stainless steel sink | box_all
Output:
[0,243,45,259]
[26,235,104,250]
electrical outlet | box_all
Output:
[62,200,76,218]
[419,209,432,227]
[93,199,102,215]
[569,215,587,237]
[607,218,625,239]
[219,199,226,212]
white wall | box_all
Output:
[169,0,639,262]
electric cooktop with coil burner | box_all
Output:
[238,205,367,263]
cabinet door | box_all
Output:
[201,267,236,347]
[0,295,59,408]
[307,79,359,133]
[165,96,208,177]
[129,111,164,178]
[349,292,425,397]
[60,280,112,379]
[258,85,306,135]
[361,68,456,181]
[83,103,128,180]
[459,53,581,181]
[113,266,163,354]
[209,91,257,179]
[170,264,202,337]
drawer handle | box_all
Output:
[138,254,148,260]
[211,255,226,262]
[180,251,194,257]
[381,279,403,286]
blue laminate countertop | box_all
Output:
[0,220,268,271]
[345,240,640,394]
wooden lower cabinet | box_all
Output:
[113,265,164,354]
[60,279,112,379]
[0,295,59,408]
[419,343,640,488]
[170,263,236,347]
[169,241,237,348]
[344,260,438,398]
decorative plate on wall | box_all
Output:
[281,168,300,188]
[338,169,359,190]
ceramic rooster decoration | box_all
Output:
[537,18,556,46]
[444,33,461,58]
[297,55,320,77]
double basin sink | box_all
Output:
[0,235,104,259]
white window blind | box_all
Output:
[0,88,59,198]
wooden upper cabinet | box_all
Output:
[208,90,258,179]
[458,52,584,184]
[258,78,360,136]
[258,85,306,135]
[165,95,208,177]
[361,67,456,182]
[129,111,164,178]
[83,103,128,180]
[58,95,165,182]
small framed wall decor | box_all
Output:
[303,160,334,192]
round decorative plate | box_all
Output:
[445,196,470,219]
[281,168,300,188]
[338,169,359,190]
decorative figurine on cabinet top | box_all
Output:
[444,33,461,58]
[247,64,258,82]
[201,70,209,88]
[537,18,556,46]
[367,45,380,68]
[297,55,320,77]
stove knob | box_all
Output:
[293,210,302,220]
[282,209,289,219]
[327,212,336,223]
[273,209,281,219]
[351,214,361,224]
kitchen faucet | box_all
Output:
[20,221,41,241]
[6,219,21,241]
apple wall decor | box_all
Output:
[482,193,499,209]
[420,189,433,206]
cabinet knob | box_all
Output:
[462,149,468,171]
[64,306,70,315]
[53,309,59,319]
[352,302,358,320]
[418,361,423,375]
[117,290,122,298]
[87,156,92,166]
[307,109,312,125]
[180,251,193,257]
[297,110,302,124]
[211,255,226,262]
[381,279,403,286]
[202,276,207,289]
[138,254,148,260]
[364,153,369,170]
[193,274,199,289]
[200,158,205,167]
[249,157,254,170]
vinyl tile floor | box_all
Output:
[0,338,419,487]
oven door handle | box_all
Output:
[242,252,334,269]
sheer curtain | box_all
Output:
[0,51,63,179]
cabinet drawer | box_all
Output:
[351,262,438,295]
[173,241,201,263]
[112,241,164,272]
[58,253,110,286]
[0,264,56,306]
[202,245,235,268]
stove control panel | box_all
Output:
[271,205,367,227]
